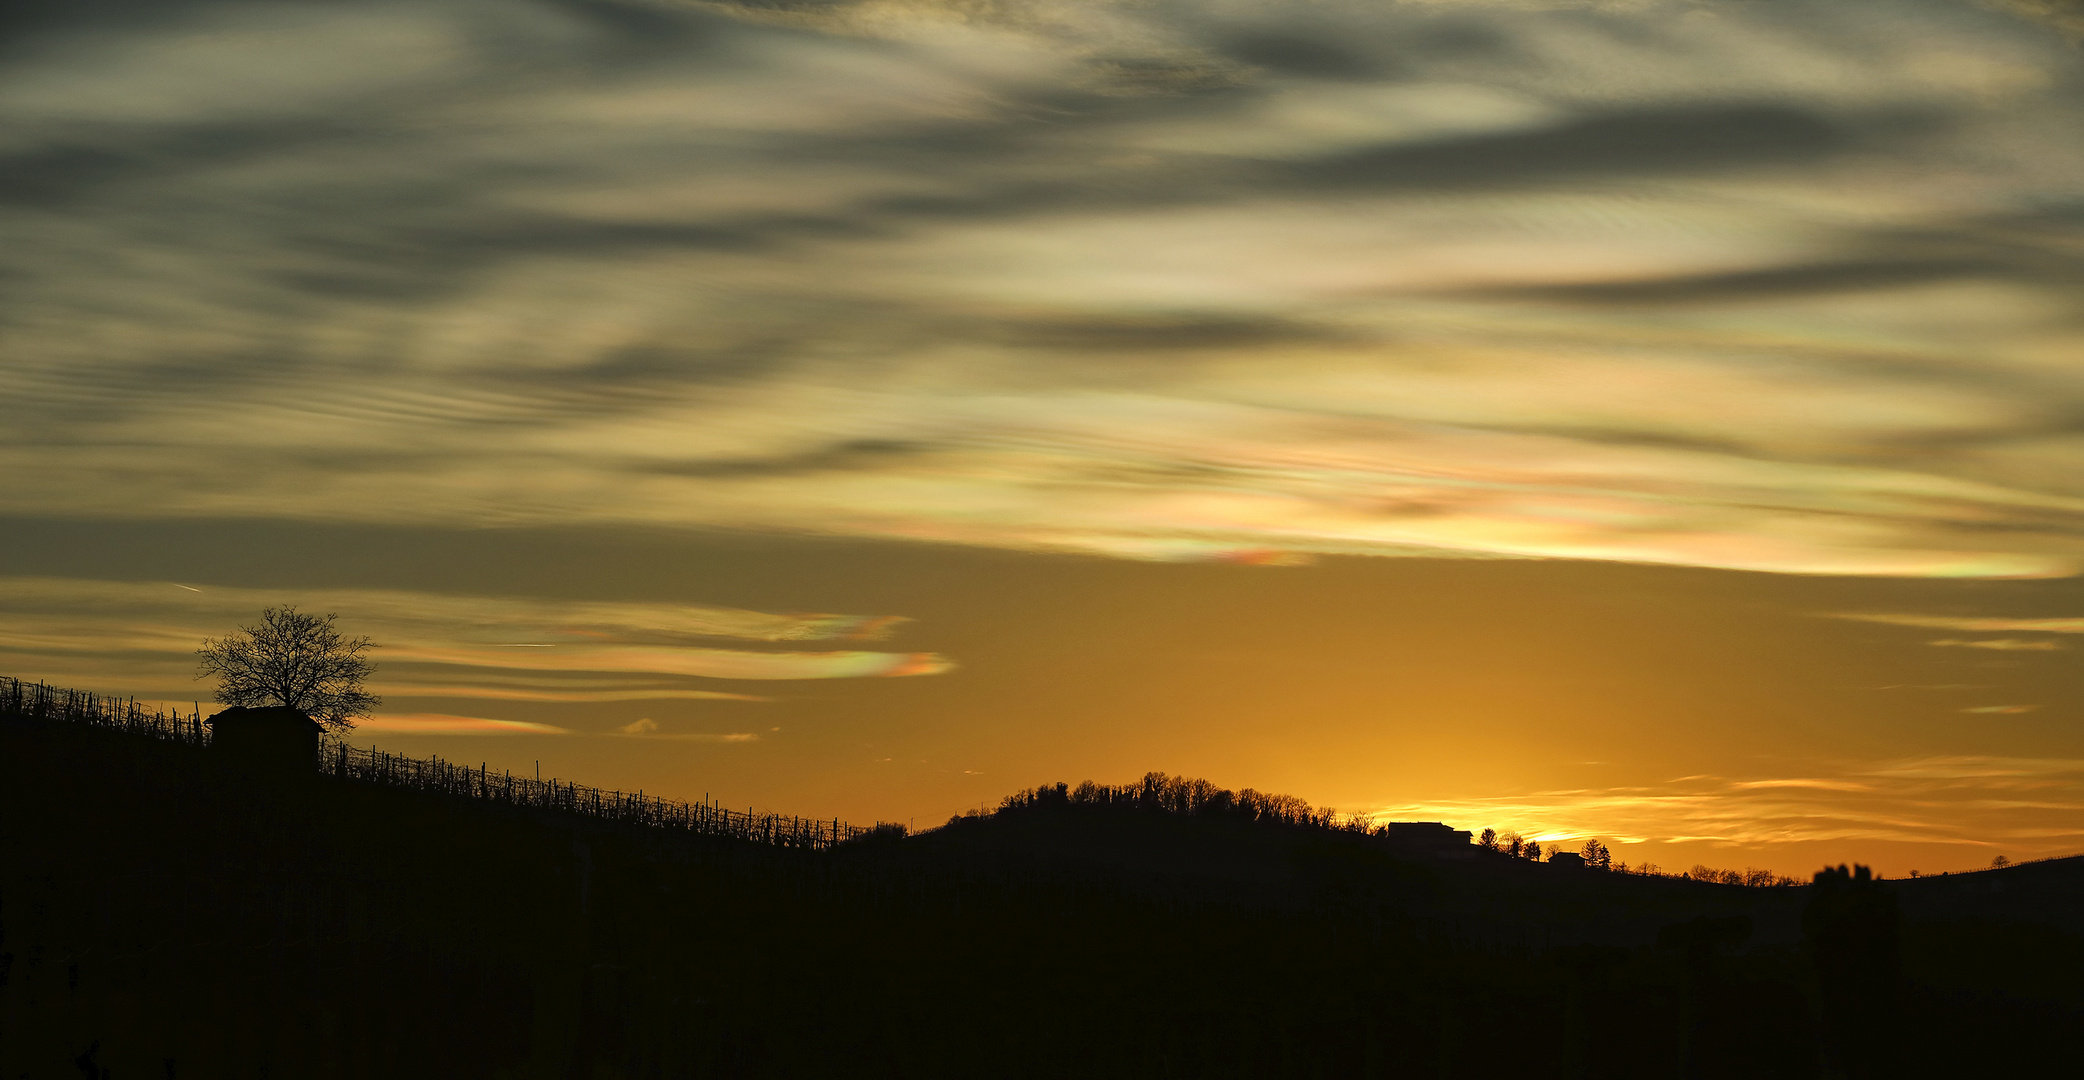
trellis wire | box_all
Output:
[325,741,880,849]
[0,675,208,745]
[2,674,886,850]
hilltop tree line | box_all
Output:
[984,776,1805,889]
[989,774,1799,887]
[1475,828,1798,886]
[989,772,1338,828]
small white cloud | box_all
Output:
[613,717,758,741]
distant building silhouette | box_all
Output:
[1547,850,1585,869]
[1377,821,1475,858]
[207,705,323,772]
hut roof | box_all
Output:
[206,705,324,734]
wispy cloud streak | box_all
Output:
[1835,613,2084,634]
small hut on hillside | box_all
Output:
[208,705,323,771]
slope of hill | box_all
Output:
[4,709,2079,1078]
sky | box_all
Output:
[3,0,2082,876]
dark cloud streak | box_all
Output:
[1296,104,1859,190]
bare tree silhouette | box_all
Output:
[196,605,378,733]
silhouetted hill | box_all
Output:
[5,708,2080,1078]
[907,790,1812,952]
[1892,853,2084,932]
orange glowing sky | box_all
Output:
[3,0,2083,876]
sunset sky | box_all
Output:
[4,0,2082,876]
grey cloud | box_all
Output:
[1980,0,2084,42]
[1477,207,2084,308]
[548,0,730,46]
[241,203,886,309]
[0,0,211,45]
[1210,15,1516,82]
[1220,33,1387,81]
[990,312,1344,351]
[754,104,1857,230]
[634,439,932,478]
[1296,104,1858,190]
[379,215,791,261]
[1478,257,2003,305]
[0,120,361,206]
[549,341,795,389]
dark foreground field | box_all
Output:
[4,714,2079,1078]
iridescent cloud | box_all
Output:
[2,0,2081,576]
[390,644,953,680]
[357,713,570,735]
[383,685,772,702]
